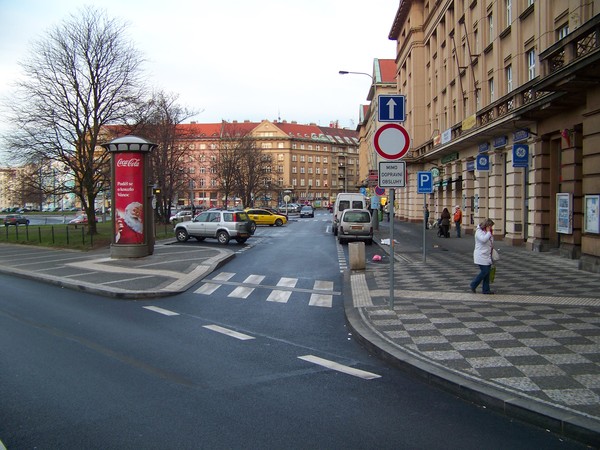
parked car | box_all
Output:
[300,205,315,218]
[68,214,97,225]
[174,209,255,245]
[3,214,30,226]
[332,192,367,236]
[337,209,373,245]
[278,203,301,214]
[245,208,287,226]
[169,210,193,223]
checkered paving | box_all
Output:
[362,299,600,418]
[367,245,600,299]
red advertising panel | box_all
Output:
[114,152,144,244]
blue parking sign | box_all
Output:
[417,171,433,193]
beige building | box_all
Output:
[376,0,600,272]
[176,120,360,208]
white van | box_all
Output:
[332,192,367,236]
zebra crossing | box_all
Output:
[194,271,340,308]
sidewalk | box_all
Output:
[0,241,234,299]
[345,217,600,446]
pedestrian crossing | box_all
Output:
[194,272,340,308]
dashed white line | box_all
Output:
[298,355,381,380]
[203,325,255,340]
[143,306,179,316]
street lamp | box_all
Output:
[338,69,379,229]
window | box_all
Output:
[300,155,305,162]
[323,157,328,164]
[527,0,534,6]
[557,23,569,40]
[506,65,513,92]
[261,143,272,149]
[527,49,536,80]
[308,156,313,163]
[489,78,495,102]
[505,0,511,28]
[292,155,297,162]
[278,154,284,161]
[278,142,284,149]
[488,14,494,44]
[292,167,297,174]
[316,156,320,163]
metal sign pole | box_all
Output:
[389,188,395,309]
[423,195,427,263]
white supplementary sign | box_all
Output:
[378,161,406,188]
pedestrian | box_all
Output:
[453,205,462,238]
[384,203,390,222]
[424,204,430,229]
[440,207,451,237]
[470,218,495,294]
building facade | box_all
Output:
[174,120,360,209]
[379,0,600,272]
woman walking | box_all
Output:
[470,218,495,294]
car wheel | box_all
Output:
[235,237,248,244]
[217,230,230,245]
[275,218,283,226]
[175,228,189,242]
[249,221,256,234]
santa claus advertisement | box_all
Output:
[114,152,145,244]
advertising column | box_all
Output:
[102,135,156,259]
[115,153,145,245]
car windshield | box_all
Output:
[344,211,370,223]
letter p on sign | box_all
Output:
[417,171,433,194]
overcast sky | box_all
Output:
[0,0,398,131]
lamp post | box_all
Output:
[338,69,379,230]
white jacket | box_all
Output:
[473,225,493,265]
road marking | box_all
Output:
[143,306,179,316]
[228,274,265,298]
[267,277,298,303]
[298,355,381,380]
[203,325,255,340]
[212,272,236,281]
[309,280,334,307]
[194,283,220,295]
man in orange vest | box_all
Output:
[453,205,463,238]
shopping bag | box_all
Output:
[490,265,496,283]
[492,249,500,262]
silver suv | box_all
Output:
[174,209,255,245]
[337,209,373,245]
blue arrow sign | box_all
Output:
[378,94,405,122]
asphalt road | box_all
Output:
[0,213,585,449]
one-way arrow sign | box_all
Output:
[378,94,405,122]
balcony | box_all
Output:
[413,13,600,161]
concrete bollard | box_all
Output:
[348,241,366,270]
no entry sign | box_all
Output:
[373,123,411,160]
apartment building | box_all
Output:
[174,120,360,208]
[379,0,600,271]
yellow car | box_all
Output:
[245,208,287,227]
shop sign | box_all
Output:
[513,129,530,142]
[478,142,489,153]
[441,152,459,164]
[493,135,508,148]
[441,128,452,144]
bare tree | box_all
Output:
[3,6,145,234]
[127,91,199,222]
[213,124,272,208]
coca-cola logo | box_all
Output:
[117,157,141,168]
